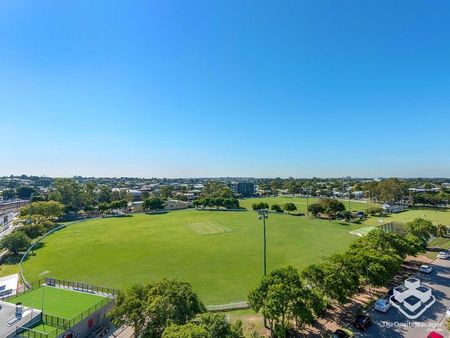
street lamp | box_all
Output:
[258,209,268,276]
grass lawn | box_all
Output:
[11,286,106,318]
[0,263,18,277]
[21,210,362,305]
[362,207,450,226]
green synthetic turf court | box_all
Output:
[349,226,375,237]
[23,323,59,336]
[187,221,232,235]
[10,286,106,318]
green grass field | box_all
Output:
[362,207,450,226]
[11,286,106,318]
[20,210,362,305]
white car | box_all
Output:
[437,251,448,259]
[446,307,450,319]
[419,265,433,274]
[374,298,391,313]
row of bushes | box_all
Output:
[193,197,240,209]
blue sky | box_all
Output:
[1,1,449,178]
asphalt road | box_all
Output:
[356,257,450,338]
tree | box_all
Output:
[1,189,16,200]
[20,201,64,219]
[271,204,283,213]
[248,266,321,335]
[436,224,449,238]
[1,231,31,255]
[159,186,173,200]
[110,280,204,338]
[98,202,111,214]
[82,182,98,210]
[98,186,112,203]
[109,284,148,337]
[16,186,36,200]
[283,203,297,214]
[251,202,269,211]
[377,178,408,203]
[200,181,233,199]
[143,197,165,211]
[162,323,209,338]
[319,198,345,218]
[110,199,128,211]
[143,279,205,337]
[197,313,244,338]
[49,178,83,212]
[301,254,360,304]
[223,198,240,209]
[307,203,324,217]
[20,223,45,239]
[406,218,437,245]
[366,206,384,216]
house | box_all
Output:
[165,200,191,210]
[382,203,407,213]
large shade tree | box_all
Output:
[248,266,324,336]
[110,279,205,338]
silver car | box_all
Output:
[374,298,391,313]
[419,265,433,274]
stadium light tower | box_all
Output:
[258,209,268,276]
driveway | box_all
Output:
[356,257,450,337]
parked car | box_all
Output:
[353,314,372,331]
[419,265,433,274]
[374,298,391,313]
[445,306,450,319]
[331,328,354,338]
[437,251,448,259]
[427,331,444,338]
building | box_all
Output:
[382,203,407,213]
[165,199,191,210]
[229,182,255,197]
[0,277,117,338]
[0,200,28,232]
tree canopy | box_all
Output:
[1,230,31,255]
[248,266,324,335]
[143,197,165,211]
[200,181,234,199]
[110,279,205,338]
[283,203,297,214]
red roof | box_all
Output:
[427,332,444,338]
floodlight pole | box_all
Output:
[258,209,268,276]
[306,190,309,217]
[258,209,269,330]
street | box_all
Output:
[356,257,450,338]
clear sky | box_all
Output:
[1,1,449,178]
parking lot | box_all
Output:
[355,256,450,338]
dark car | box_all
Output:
[353,314,372,331]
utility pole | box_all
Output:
[258,209,268,276]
